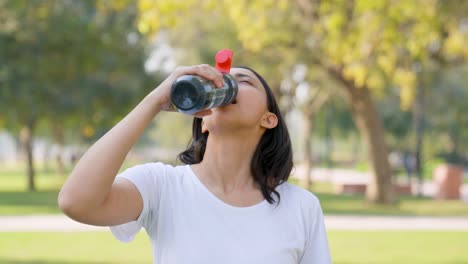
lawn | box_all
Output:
[307,181,468,216]
[0,231,466,264]
[0,167,65,215]
[1,165,468,216]
[0,232,151,264]
[0,164,128,215]
[314,185,468,216]
[328,231,468,264]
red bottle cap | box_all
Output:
[215,49,233,74]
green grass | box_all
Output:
[0,167,64,215]
[0,232,151,264]
[328,231,468,264]
[0,167,66,192]
[1,165,467,216]
[0,190,60,215]
[0,164,132,215]
[0,231,466,264]
[293,181,468,216]
[315,186,468,216]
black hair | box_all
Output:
[178,66,293,204]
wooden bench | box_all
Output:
[334,183,412,195]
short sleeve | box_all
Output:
[109,162,166,242]
[299,198,332,264]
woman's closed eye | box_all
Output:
[238,79,253,85]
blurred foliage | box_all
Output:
[149,111,192,149]
[0,0,155,141]
[133,0,468,202]
[426,65,468,164]
[0,0,467,191]
[135,0,468,121]
[136,0,468,106]
[0,0,159,188]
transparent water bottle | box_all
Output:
[170,49,238,114]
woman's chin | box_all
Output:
[216,103,237,111]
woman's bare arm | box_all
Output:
[58,65,224,226]
[58,90,162,226]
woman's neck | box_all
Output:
[194,133,261,194]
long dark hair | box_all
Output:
[178,66,293,204]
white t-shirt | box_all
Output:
[110,162,331,264]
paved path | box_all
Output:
[0,215,108,232]
[1,214,468,232]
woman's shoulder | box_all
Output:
[277,182,322,208]
[123,162,189,179]
[140,161,184,171]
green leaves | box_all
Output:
[0,0,152,140]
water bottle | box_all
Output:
[170,49,238,114]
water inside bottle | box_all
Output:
[204,87,228,109]
[172,82,199,110]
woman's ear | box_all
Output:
[201,119,208,133]
[260,112,278,129]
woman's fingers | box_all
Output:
[153,64,225,113]
[196,64,225,88]
[177,64,224,88]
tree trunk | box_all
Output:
[448,126,460,163]
[53,123,66,177]
[413,84,425,196]
[324,103,333,170]
[42,144,52,173]
[327,66,393,204]
[302,114,313,190]
[344,84,393,204]
[300,91,329,190]
[20,118,36,191]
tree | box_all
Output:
[284,0,466,203]
[0,0,152,189]
[135,0,468,203]
[425,64,468,164]
[281,64,334,189]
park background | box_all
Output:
[1,0,468,263]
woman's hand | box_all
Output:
[151,64,225,118]
[59,65,226,226]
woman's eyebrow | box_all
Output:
[233,72,264,90]
[233,73,261,87]
[233,73,256,81]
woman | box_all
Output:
[58,64,331,263]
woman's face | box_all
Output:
[201,67,277,135]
